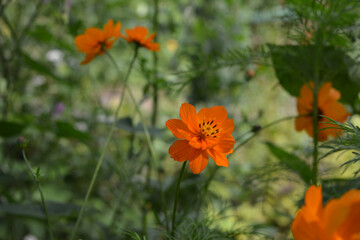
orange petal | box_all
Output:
[318,82,340,107]
[213,133,234,153]
[81,53,97,65]
[134,26,148,40]
[102,19,114,39]
[168,140,191,162]
[208,148,229,167]
[179,103,199,133]
[291,210,323,240]
[188,148,209,174]
[145,42,160,51]
[75,34,98,52]
[299,82,314,104]
[321,101,349,123]
[291,185,324,240]
[333,190,360,239]
[220,118,235,134]
[198,106,228,125]
[295,115,312,132]
[166,119,193,140]
[144,32,156,43]
[113,22,122,38]
[303,185,323,221]
[84,28,104,42]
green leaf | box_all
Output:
[55,121,90,142]
[0,121,26,138]
[22,53,63,82]
[269,44,360,105]
[28,25,74,52]
[0,202,81,220]
[265,142,312,184]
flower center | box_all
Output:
[198,120,219,139]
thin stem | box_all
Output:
[202,114,303,198]
[171,161,187,238]
[69,49,138,240]
[312,83,319,185]
[106,50,159,169]
[107,48,160,237]
[233,114,303,154]
[312,25,324,186]
[151,0,159,126]
[21,150,54,240]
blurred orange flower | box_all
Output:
[75,20,121,65]
[122,26,160,51]
[291,185,360,240]
[295,82,350,141]
[166,103,235,174]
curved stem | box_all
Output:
[202,114,303,197]
[21,150,54,240]
[171,161,187,238]
[69,49,138,240]
[106,50,159,169]
[232,114,303,154]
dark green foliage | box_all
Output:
[266,142,312,185]
[0,120,26,138]
[55,121,91,142]
[269,45,360,105]
[0,202,81,220]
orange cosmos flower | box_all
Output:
[166,103,235,174]
[75,19,121,64]
[122,26,160,51]
[291,185,360,240]
[295,82,350,141]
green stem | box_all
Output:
[151,0,159,126]
[106,49,159,170]
[21,150,54,240]
[202,114,304,197]
[312,83,319,186]
[171,161,187,238]
[312,27,324,186]
[107,48,159,237]
[232,114,302,154]
[69,48,138,240]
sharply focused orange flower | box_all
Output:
[166,103,235,174]
[75,20,121,64]
[122,26,160,51]
[291,185,360,240]
[295,82,350,141]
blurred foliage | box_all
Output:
[0,0,359,239]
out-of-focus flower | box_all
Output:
[75,20,121,64]
[166,103,235,174]
[292,185,360,240]
[53,102,65,117]
[122,26,160,51]
[295,82,350,141]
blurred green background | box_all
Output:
[1,0,360,239]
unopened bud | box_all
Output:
[17,137,28,149]
[251,125,262,133]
